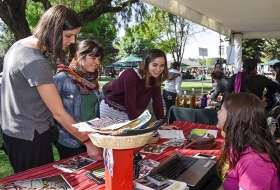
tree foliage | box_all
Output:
[0,0,146,41]
[262,38,280,61]
[242,39,265,62]
[0,21,16,55]
[116,24,156,59]
[0,0,148,66]
[116,7,205,63]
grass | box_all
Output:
[0,78,212,178]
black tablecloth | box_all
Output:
[167,106,218,125]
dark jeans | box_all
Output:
[163,90,177,118]
[54,141,86,160]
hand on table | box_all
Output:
[85,141,103,161]
[159,124,179,130]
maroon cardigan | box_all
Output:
[104,68,165,121]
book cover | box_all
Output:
[189,128,218,138]
[53,155,96,173]
[0,174,73,190]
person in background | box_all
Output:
[210,62,223,93]
[225,58,279,104]
[217,92,280,190]
[118,68,124,77]
[208,70,228,101]
[0,5,99,173]
[273,62,280,84]
[163,62,182,117]
[100,49,176,129]
[53,39,103,160]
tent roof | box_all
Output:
[142,0,280,38]
[259,59,280,66]
[116,55,142,63]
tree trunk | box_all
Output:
[0,0,31,40]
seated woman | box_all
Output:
[209,70,228,101]
[217,92,280,190]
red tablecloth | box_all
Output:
[0,121,224,189]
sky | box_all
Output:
[183,29,226,59]
[118,26,227,60]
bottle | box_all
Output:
[190,88,196,109]
[201,94,207,108]
[175,94,181,107]
[183,91,188,108]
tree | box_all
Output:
[262,38,280,61]
[242,39,265,62]
[116,24,156,59]
[0,20,16,55]
[0,0,145,41]
[142,8,205,63]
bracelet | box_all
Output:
[82,138,91,144]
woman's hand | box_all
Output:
[85,141,103,161]
[159,124,179,130]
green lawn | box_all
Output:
[0,79,212,178]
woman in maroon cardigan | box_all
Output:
[100,49,174,128]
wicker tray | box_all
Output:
[89,132,153,149]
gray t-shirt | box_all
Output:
[1,40,55,141]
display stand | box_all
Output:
[88,119,164,190]
[104,149,134,190]
[89,132,154,190]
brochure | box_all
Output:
[134,178,188,190]
[140,144,168,155]
[157,130,185,139]
[53,155,96,173]
[72,110,151,134]
[189,128,218,138]
[0,174,73,190]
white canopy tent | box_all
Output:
[167,57,200,68]
[141,0,280,73]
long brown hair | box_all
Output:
[138,49,168,88]
[217,92,280,178]
[32,5,82,62]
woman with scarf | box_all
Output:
[53,39,103,159]
[225,58,279,104]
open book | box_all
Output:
[0,174,73,190]
[72,110,151,134]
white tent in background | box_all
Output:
[167,55,200,68]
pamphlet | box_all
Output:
[157,130,185,139]
[134,178,188,190]
[140,159,160,176]
[72,110,151,134]
[140,144,168,155]
[0,174,73,190]
[163,139,185,147]
[53,155,96,173]
[189,128,218,138]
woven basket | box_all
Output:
[88,132,153,149]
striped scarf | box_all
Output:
[57,59,99,94]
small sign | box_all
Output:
[199,47,208,56]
